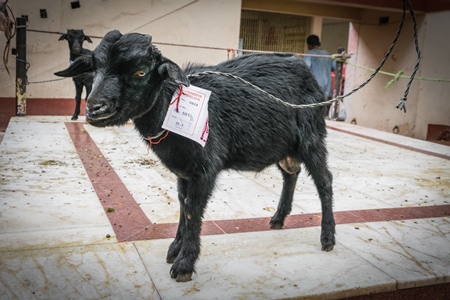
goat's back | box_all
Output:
[185,53,325,106]
[176,53,328,172]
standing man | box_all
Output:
[304,34,335,103]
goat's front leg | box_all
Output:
[169,174,216,282]
[166,178,188,263]
[72,81,83,120]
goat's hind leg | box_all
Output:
[270,156,301,229]
[302,149,335,251]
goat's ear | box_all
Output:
[102,30,122,44]
[58,34,67,41]
[157,60,190,86]
[84,35,93,43]
[54,56,93,77]
[94,30,122,54]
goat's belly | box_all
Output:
[224,160,276,173]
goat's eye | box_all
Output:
[135,70,146,77]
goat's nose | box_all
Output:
[88,103,105,113]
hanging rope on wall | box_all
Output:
[0,0,16,75]
[396,0,421,113]
[332,0,421,114]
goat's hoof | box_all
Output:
[269,219,284,229]
[71,116,78,121]
[170,259,194,282]
[166,256,176,264]
[322,244,334,252]
[170,267,193,282]
[174,272,193,282]
[321,231,335,251]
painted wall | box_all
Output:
[415,11,450,140]
[344,13,422,137]
[0,0,242,98]
[344,10,450,140]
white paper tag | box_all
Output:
[162,85,211,147]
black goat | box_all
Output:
[55,30,336,282]
[59,29,94,120]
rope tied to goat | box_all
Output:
[188,71,342,109]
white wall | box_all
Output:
[0,0,242,98]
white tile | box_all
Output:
[337,218,450,289]
[326,120,450,156]
[0,226,116,252]
[0,117,113,251]
[0,243,158,300]
[0,191,111,233]
[135,228,396,299]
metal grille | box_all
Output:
[239,10,310,54]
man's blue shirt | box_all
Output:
[304,48,334,98]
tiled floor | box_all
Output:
[0,116,449,300]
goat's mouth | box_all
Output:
[71,47,81,54]
[85,106,117,125]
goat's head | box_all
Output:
[55,30,190,127]
[59,29,92,55]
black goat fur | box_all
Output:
[55,30,336,282]
[59,29,94,120]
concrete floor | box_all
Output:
[0,116,449,300]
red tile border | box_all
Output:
[347,281,450,300]
[67,122,450,242]
[65,122,155,242]
[0,97,87,131]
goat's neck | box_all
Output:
[69,52,81,63]
[133,82,177,138]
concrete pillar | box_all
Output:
[310,16,323,38]
[16,17,27,116]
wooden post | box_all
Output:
[15,17,27,116]
[332,47,345,120]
